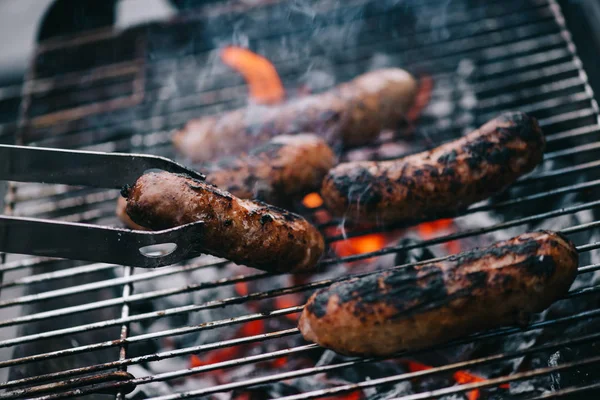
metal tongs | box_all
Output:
[0,144,208,268]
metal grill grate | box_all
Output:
[2,0,600,398]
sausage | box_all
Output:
[203,134,336,205]
[116,197,147,230]
[116,134,335,228]
[320,111,545,224]
[123,171,325,273]
[173,68,418,162]
[298,231,578,356]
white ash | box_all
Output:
[368,380,413,399]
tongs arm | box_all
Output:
[0,144,205,189]
[0,216,207,268]
[0,144,208,267]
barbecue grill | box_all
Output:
[2,0,600,398]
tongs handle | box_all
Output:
[0,215,206,268]
[0,144,204,189]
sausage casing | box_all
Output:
[123,171,324,273]
[321,112,545,224]
[173,68,418,162]
[116,134,335,229]
[299,231,578,356]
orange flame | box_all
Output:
[221,46,285,105]
[303,193,324,208]
[331,233,387,258]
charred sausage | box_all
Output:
[321,112,545,224]
[123,171,325,273]
[116,134,335,228]
[299,231,578,356]
[173,68,418,162]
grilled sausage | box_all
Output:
[204,134,336,204]
[116,197,147,230]
[116,134,335,228]
[123,171,325,273]
[299,231,578,356]
[321,112,545,224]
[173,68,418,162]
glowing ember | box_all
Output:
[221,46,285,105]
[235,281,249,296]
[321,390,363,400]
[239,319,265,338]
[274,293,303,322]
[270,356,288,369]
[417,218,461,254]
[303,192,324,208]
[331,234,387,258]
[405,360,509,400]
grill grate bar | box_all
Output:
[274,330,600,400]
[143,334,600,400]
[1,185,599,318]
[4,297,600,398]
[26,36,572,153]
[1,223,599,372]
[0,329,303,392]
[4,153,600,284]
[13,106,600,225]
[2,259,600,382]
[275,345,600,400]
[3,1,599,398]
[0,262,120,290]
[116,266,134,397]
[23,21,567,147]
[1,195,599,332]
[324,179,600,241]
[545,124,600,143]
[527,382,600,399]
[0,260,229,310]
[322,200,600,265]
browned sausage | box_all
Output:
[320,112,545,224]
[203,134,336,205]
[116,134,335,228]
[173,68,418,162]
[123,171,324,273]
[116,196,147,230]
[299,231,578,356]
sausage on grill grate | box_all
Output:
[172,68,418,162]
[298,230,578,356]
[123,171,325,273]
[320,111,545,224]
[116,134,335,228]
